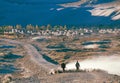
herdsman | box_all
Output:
[61,63,66,72]
[75,61,80,71]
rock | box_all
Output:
[0,52,4,56]
[49,69,56,75]
[2,74,13,83]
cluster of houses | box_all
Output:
[98,28,120,34]
[2,28,120,39]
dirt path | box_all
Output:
[0,39,58,71]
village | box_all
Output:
[0,25,120,39]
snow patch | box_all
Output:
[88,6,120,20]
[83,44,99,49]
[56,8,64,11]
[50,8,54,11]
[66,55,120,75]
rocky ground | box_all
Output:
[31,33,120,63]
[0,33,120,83]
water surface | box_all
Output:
[42,54,58,65]
[0,0,119,26]
[0,45,16,48]
[0,64,20,74]
[0,53,23,74]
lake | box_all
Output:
[0,0,119,26]
[0,0,79,26]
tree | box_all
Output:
[26,24,34,31]
[35,25,39,31]
[53,25,59,31]
[47,24,52,30]
[0,27,4,35]
[15,24,22,30]
[59,26,64,31]
[4,25,13,31]
[40,25,46,30]
[63,25,67,30]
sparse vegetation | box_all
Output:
[0,25,120,83]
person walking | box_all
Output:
[61,63,66,72]
[75,61,80,71]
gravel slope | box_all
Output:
[1,39,58,72]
